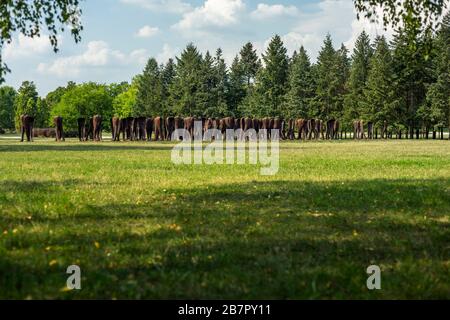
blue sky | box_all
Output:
[2,0,392,95]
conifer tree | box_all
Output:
[343,31,373,124]
[254,35,289,117]
[313,34,339,118]
[362,36,398,128]
[228,56,246,117]
[169,44,204,117]
[239,42,261,86]
[213,48,229,117]
[283,46,314,118]
[136,58,163,116]
[424,12,450,138]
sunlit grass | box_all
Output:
[0,139,449,299]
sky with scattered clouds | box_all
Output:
[2,0,393,95]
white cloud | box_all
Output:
[344,6,395,52]
[259,0,394,61]
[3,34,57,60]
[250,3,300,20]
[120,0,191,14]
[136,25,159,38]
[173,0,245,33]
[156,44,179,64]
[37,41,147,77]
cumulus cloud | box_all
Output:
[37,41,147,77]
[156,43,180,64]
[172,0,245,33]
[3,34,56,60]
[250,3,300,20]
[262,0,393,61]
[136,25,159,38]
[120,0,191,14]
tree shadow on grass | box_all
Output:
[0,178,449,299]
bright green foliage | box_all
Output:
[44,82,76,114]
[13,81,38,129]
[35,98,50,128]
[112,82,137,118]
[0,86,16,130]
[50,83,113,130]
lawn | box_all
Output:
[0,138,449,299]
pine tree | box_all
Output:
[425,12,450,137]
[198,50,216,117]
[343,31,373,124]
[333,44,351,120]
[228,55,246,116]
[283,46,314,118]
[169,43,204,117]
[254,35,289,117]
[136,58,163,116]
[213,48,229,117]
[391,28,433,136]
[161,58,176,115]
[313,34,339,118]
[239,42,261,86]
[362,36,398,128]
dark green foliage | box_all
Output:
[169,44,204,117]
[313,34,342,119]
[283,46,314,118]
[0,27,448,132]
[354,0,447,58]
[239,42,261,86]
[361,36,398,127]
[0,86,16,130]
[0,0,83,83]
[136,58,164,117]
[253,35,289,117]
[228,56,246,117]
[343,31,373,124]
[423,12,450,133]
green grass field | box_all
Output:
[0,138,449,299]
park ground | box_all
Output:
[0,138,449,299]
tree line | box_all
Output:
[1,13,449,135]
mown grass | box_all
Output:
[0,138,449,299]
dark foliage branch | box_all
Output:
[354,0,447,29]
[0,0,83,83]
